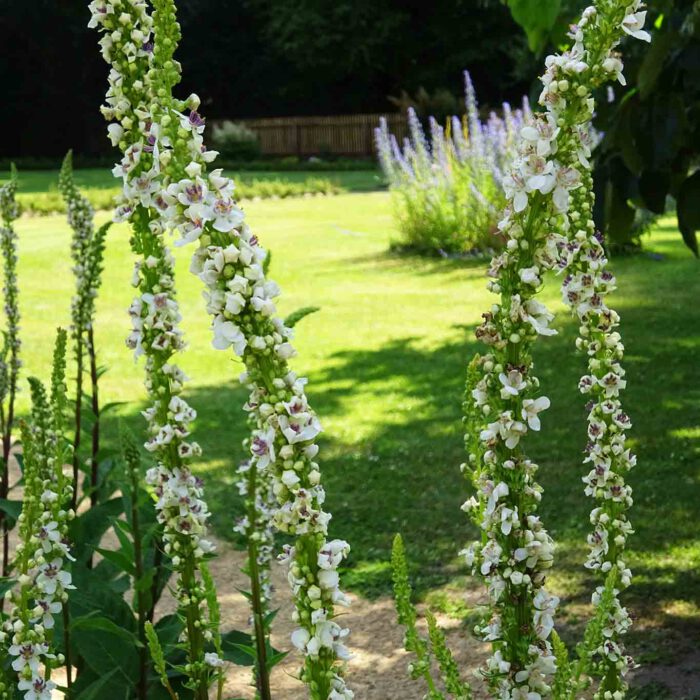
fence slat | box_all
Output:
[223,114,408,158]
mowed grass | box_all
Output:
[8,188,700,670]
[8,168,383,195]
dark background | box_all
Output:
[0,0,537,159]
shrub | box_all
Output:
[375,72,529,255]
[210,120,262,161]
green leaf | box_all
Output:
[506,0,561,53]
[677,170,700,257]
[639,170,670,215]
[221,629,256,667]
[638,31,676,100]
[73,621,139,685]
[284,306,320,328]
[71,614,142,646]
[95,546,136,575]
[0,577,15,598]
[73,669,120,700]
[69,497,123,563]
[0,499,22,528]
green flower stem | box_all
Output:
[87,327,100,508]
[245,460,272,700]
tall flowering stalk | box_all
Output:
[375,74,529,254]
[459,2,647,699]
[89,1,353,697]
[547,3,649,696]
[0,330,74,700]
[58,152,110,509]
[88,2,222,697]
[0,166,21,578]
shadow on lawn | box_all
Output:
[101,249,699,667]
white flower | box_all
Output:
[278,414,321,444]
[291,627,310,651]
[212,316,247,354]
[204,652,224,668]
[621,10,651,42]
[250,428,276,469]
[18,677,56,700]
[521,397,551,431]
[499,369,526,397]
[519,266,541,286]
[36,559,73,596]
[523,299,556,336]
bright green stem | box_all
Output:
[245,462,272,700]
[181,553,209,700]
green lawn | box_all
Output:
[6,167,383,195]
[9,190,700,679]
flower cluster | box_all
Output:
[0,168,21,578]
[1,332,74,700]
[175,129,354,700]
[463,2,648,698]
[0,168,21,405]
[58,152,110,353]
[58,152,110,508]
[89,2,222,696]
[91,0,353,697]
[375,72,530,254]
[540,3,648,694]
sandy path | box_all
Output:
[157,536,489,699]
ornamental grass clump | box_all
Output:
[0,330,74,700]
[375,73,529,255]
[392,2,648,699]
[0,168,21,578]
[89,1,353,698]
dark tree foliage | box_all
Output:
[505,0,700,255]
[593,0,700,255]
[0,0,537,159]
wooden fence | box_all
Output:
[235,113,408,158]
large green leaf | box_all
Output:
[0,499,22,528]
[68,497,123,563]
[506,0,561,53]
[73,622,139,686]
[221,629,256,667]
[71,614,142,646]
[639,170,670,214]
[677,170,700,256]
[638,31,677,99]
[70,668,121,700]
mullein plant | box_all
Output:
[58,152,111,508]
[88,2,223,698]
[394,2,648,700]
[375,73,530,255]
[0,167,21,578]
[88,2,353,699]
[0,330,74,700]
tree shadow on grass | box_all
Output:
[99,248,700,674]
